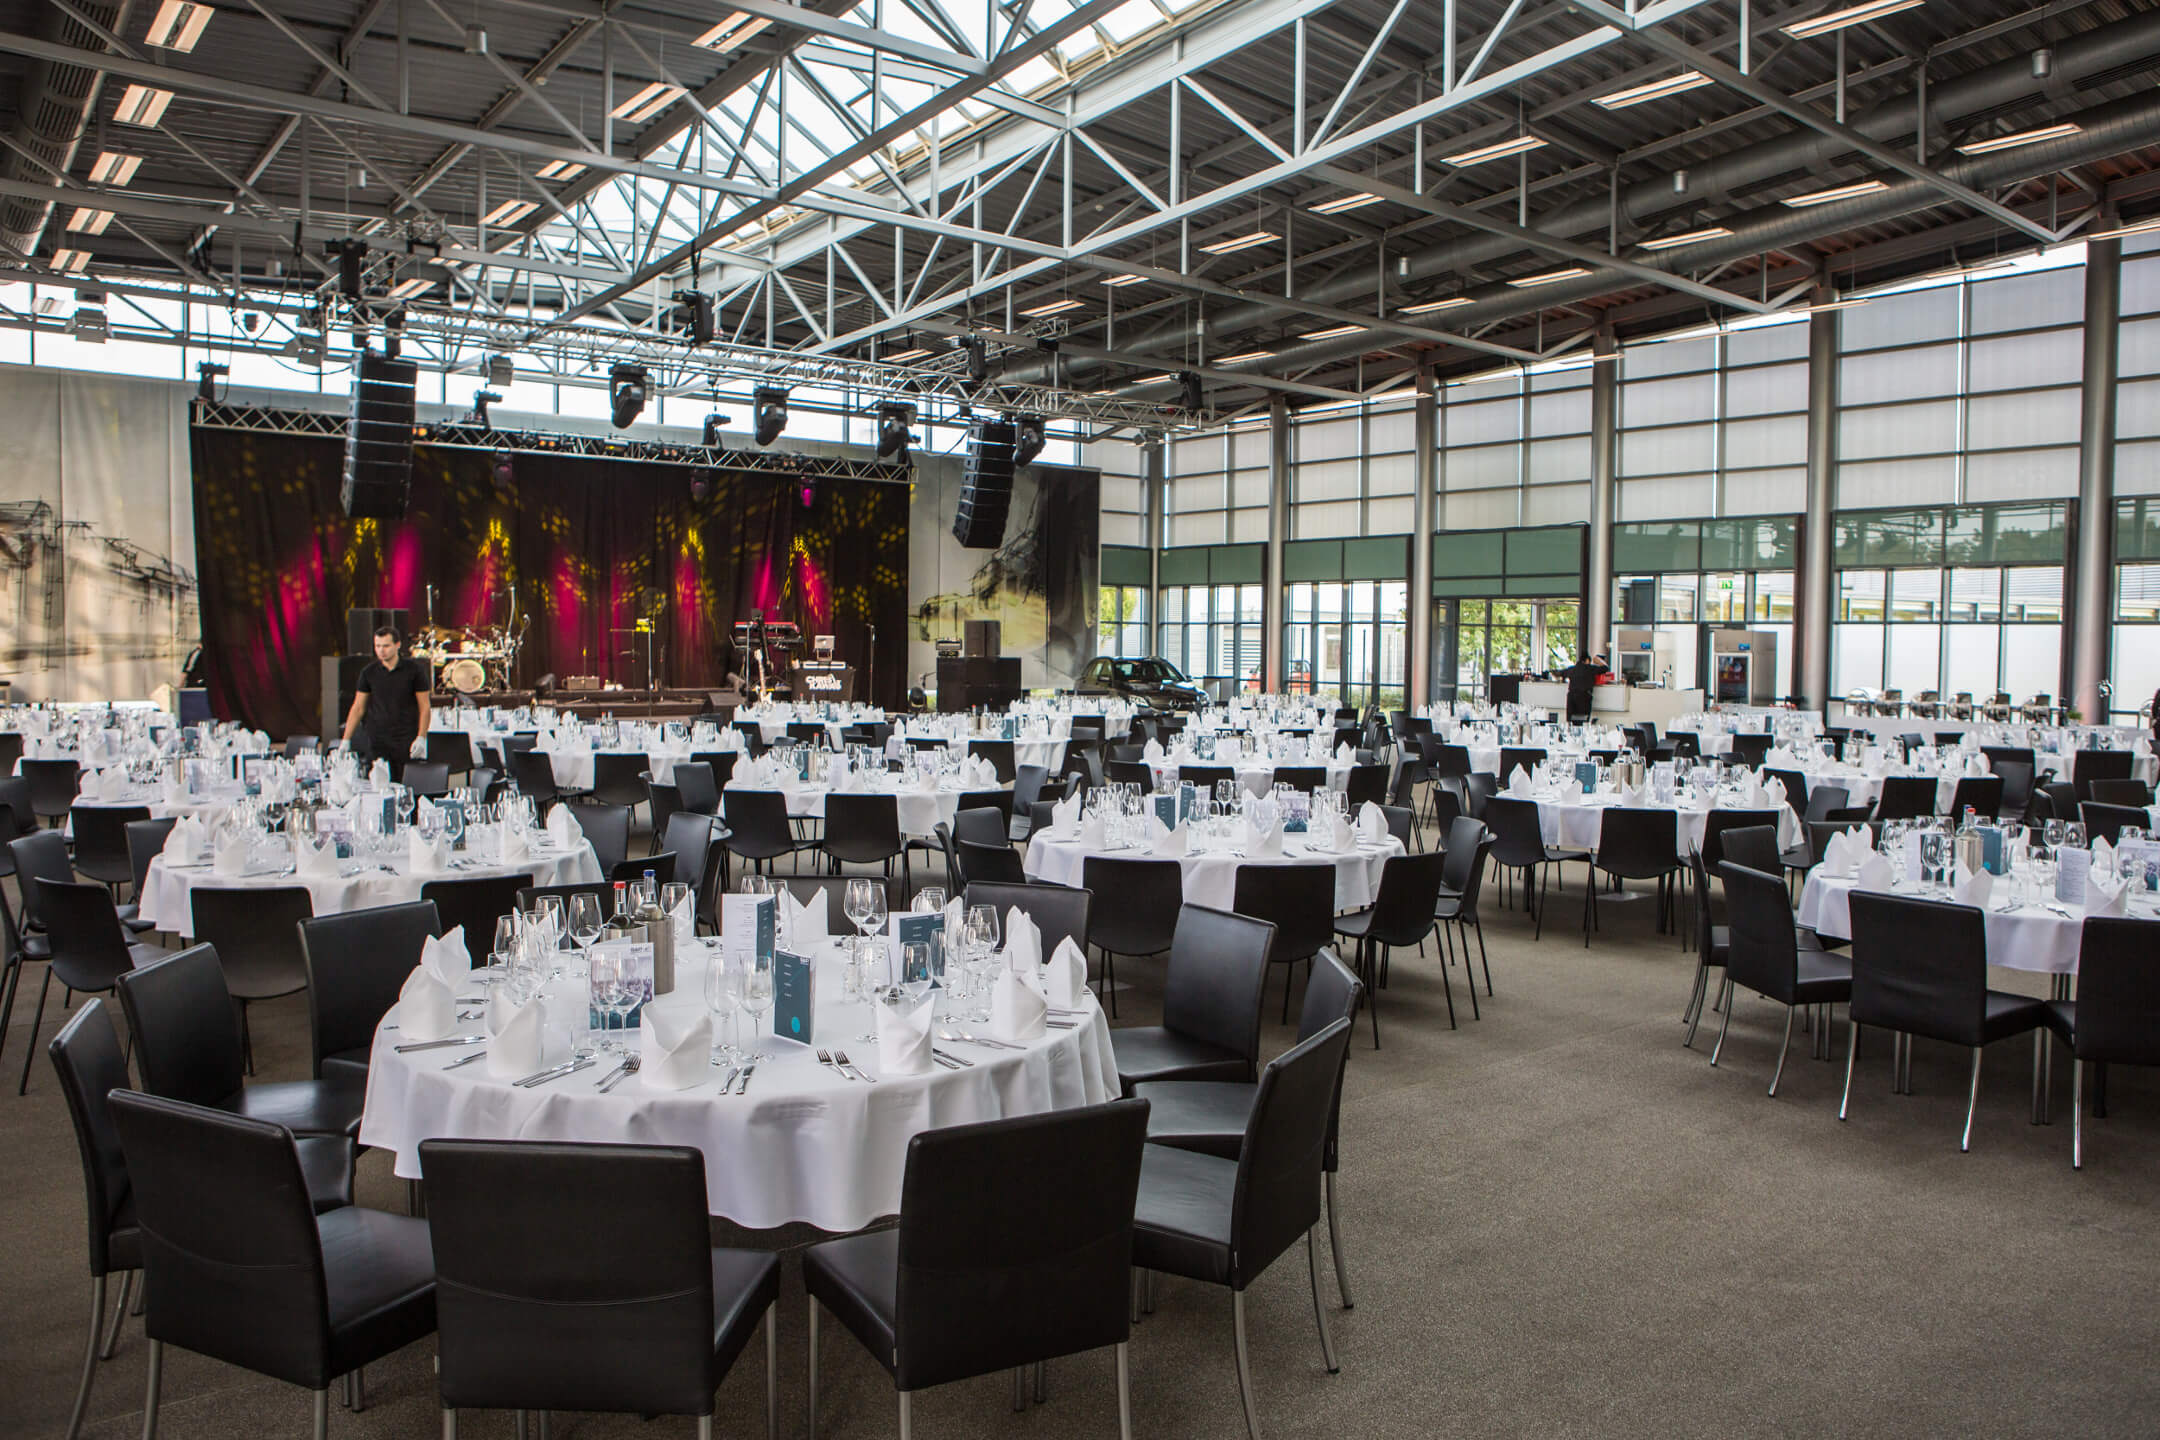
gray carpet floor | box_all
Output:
[4,851,2157,1440]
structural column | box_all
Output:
[1264,396,1289,693]
[1584,332,1618,657]
[2071,232,2122,722]
[1797,285,1839,712]
[1409,366,1437,708]
[1142,436,1165,611]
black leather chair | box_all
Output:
[956,838,1027,885]
[1842,890,2047,1150]
[1718,824,1782,879]
[646,778,684,852]
[1497,747,1547,785]
[1009,763,1051,840]
[609,851,677,889]
[1728,733,1772,768]
[722,788,803,879]
[1131,1018,1355,1440]
[1179,764,1235,797]
[1712,863,1849,1097]
[675,760,721,817]
[966,737,1018,783]
[951,805,1010,851]
[19,878,162,1095]
[1873,775,1940,822]
[1110,905,1272,1094]
[2079,801,2149,849]
[805,1100,1150,1438]
[1587,808,1683,945]
[1271,766,1327,796]
[116,944,368,1138]
[188,885,315,1073]
[122,818,174,933]
[964,880,1091,959]
[509,750,565,813]
[589,752,652,818]
[2072,747,2135,801]
[424,730,473,778]
[1801,785,1851,824]
[297,901,440,1079]
[1990,758,2036,823]
[661,811,723,923]
[21,757,81,826]
[1134,951,1365,1309]
[71,804,148,889]
[733,722,769,758]
[421,874,530,952]
[1481,796,1583,939]
[1681,850,1728,1049]
[1947,775,2005,821]
[1333,850,1449,1044]
[110,1090,436,1439]
[49,999,359,1440]
[1233,862,1338,1023]
[2043,916,2160,1168]
[1081,856,1185,1019]
[568,801,632,875]
[402,759,452,799]
[422,1140,780,1439]
[1431,830,1495,1007]
[1104,759,1154,792]
[824,792,907,882]
[1461,771,1498,820]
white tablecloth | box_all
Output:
[137,839,602,938]
[542,748,694,790]
[357,937,1120,1231]
[1022,830,1401,911]
[1526,794,1800,856]
[727,780,1003,842]
[1796,870,2160,976]
[1152,757,1354,799]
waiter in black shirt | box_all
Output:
[340,625,431,781]
[1561,652,1610,723]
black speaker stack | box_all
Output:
[342,350,419,518]
[345,607,410,654]
[952,416,1016,548]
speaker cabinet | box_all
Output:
[952,418,1015,548]
[343,351,418,518]
[345,607,410,655]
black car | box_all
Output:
[1075,656,1208,712]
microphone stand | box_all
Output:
[866,623,877,710]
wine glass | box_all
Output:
[741,951,773,1060]
[394,784,416,830]
[966,904,1000,1022]
[491,913,518,972]
[568,891,603,975]
[588,948,628,1055]
[661,881,691,936]
[740,873,772,896]
[704,953,743,1065]
[901,941,933,1006]
[914,885,947,915]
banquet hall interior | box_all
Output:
[6,0,2160,1435]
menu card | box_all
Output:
[771,949,814,1045]
[722,894,775,967]
[2056,846,2091,906]
[891,911,946,987]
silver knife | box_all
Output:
[442,1050,488,1070]
[930,1050,964,1069]
[395,1034,486,1053]
[932,1047,974,1067]
[732,1061,756,1094]
[516,1056,594,1087]
[713,1062,739,1092]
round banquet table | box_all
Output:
[357,936,1120,1231]
[1525,793,1801,855]
[1796,869,2160,977]
[136,839,602,939]
[542,747,700,789]
[902,733,1070,775]
[1152,757,1354,799]
[1022,828,1402,911]
[727,779,1004,842]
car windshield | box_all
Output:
[1112,659,1185,683]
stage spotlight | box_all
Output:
[966,335,988,384]
[485,352,514,386]
[753,386,789,446]
[797,473,819,510]
[672,290,715,345]
[702,413,728,447]
[471,389,499,426]
[491,448,514,495]
[876,401,916,461]
[609,363,649,428]
[327,238,365,299]
[1178,370,1204,412]
[690,467,713,503]
[1012,412,1046,467]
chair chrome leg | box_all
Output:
[1961,1046,1983,1152]
[536,1408,548,1440]
[1231,1291,1262,1440]
[1305,1229,1340,1374]
[1325,1171,1354,1310]
[898,1389,912,1440]
[698,1415,714,1440]
[1033,1360,1047,1404]
[442,1408,458,1440]
[806,1301,821,1438]
[342,1372,353,1410]
[2073,1060,2084,1169]
[1116,1342,1133,1440]
[1011,1367,1028,1411]
[1767,1005,1796,1097]
[101,1271,133,1360]
[1683,969,1709,1048]
[1839,1019,1860,1121]
[1681,961,1706,1026]
[765,1305,779,1440]
[1709,983,1736,1068]
[1143,1266,1156,1314]
[313,1388,329,1440]
[66,1276,105,1440]
[140,1337,162,1440]
[2031,1029,2047,1125]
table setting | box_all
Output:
[1500,755,1803,855]
[722,742,1008,840]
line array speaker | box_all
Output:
[342,351,419,518]
[952,417,1016,548]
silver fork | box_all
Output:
[816,1048,854,1081]
[596,1055,642,1092]
[833,1050,877,1083]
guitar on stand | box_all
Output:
[731,613,803,703]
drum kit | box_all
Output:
[417,623,521,694]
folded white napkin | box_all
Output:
[1822,828,1860,877]
[782,887,828,945]
[1154,821,1189,857]
[1356,802,1388,845]
[1254,821,1285,857]
[295,835,339,878]
[1622,784,1650,809]
[1335,742,1354,764]
[161,775,187,808]
[1952,863,1993,909]
[989,968,1048,1043]
[162,814,206,865]
[500,824,530,864]
[1051,790,1082,835]
[640,1000,713,1089]
[1764,777,1788,810]
[1080,814,1107,849]
[1146,814,1170,846]
[1507,766,1533,797]
[1045,935,1090,1009]
[670,893,696,948]
[408,828,448,874]
[876,992,937,1076]
[1561,779,1585,803]
[2092,836,2116,880]
[1856,853,1895,893]
[914,768,938,793]
[2086,873,2131,917]
[1002,906,1042,973]
[212,834,250,877]
[1325,814,1355,852]
[395,929,468,1042]
[370,757,392,790]
[545,803,579,848]
[484,993,556,1078]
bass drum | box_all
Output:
[443,657,489,694]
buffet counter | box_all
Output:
[1516,682,1705,726]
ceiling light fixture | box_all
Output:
[1641,225,1732,250]
[1781,0,1926,40]
[1593,71,1712,109]
[1312,191,1383,215]
[1211,350,1275,365]
[2086,215,2160,242]
[89,151,141,186]
[66,208,113,235]
[1300,324,1367,341]
[1507,266,1591,288]
[1102,273,1146,286]
[50,249,91,273]
[144,0,212,51]
[1955,122,2082,155]
[1781,178,1889,207]
[609,82,679,124]
[694,11,774,51]
[883,346,931,362]
[1400,296,1472,314]
[536,159,587,182]
[113,84,173,127]
[387,276,434,299]
[1020,298,1084,316]
[1441,134,1544,166]
[482,199,537,227]
[1199,230,1278,255]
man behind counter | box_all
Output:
[340,625,431,781]
[1560,652,1611,723]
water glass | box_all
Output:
[741,951,774,1060]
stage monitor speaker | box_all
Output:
[963,619,1001,658]
[952,418,1015,548]
[343,351,419,518]
[346,607,410,655]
